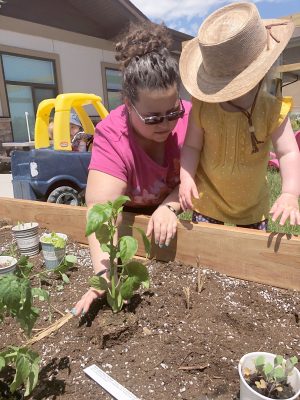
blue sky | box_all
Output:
[130,0,300,36]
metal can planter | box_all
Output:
[0,256,18,275]
[40,233,67,270]
[12,222,39,256]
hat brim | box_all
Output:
[179,19,294,102]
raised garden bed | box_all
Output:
[1,221,300,400]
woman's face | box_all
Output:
[126,84,180,144]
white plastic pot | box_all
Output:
[12,222,39,256]
[40,233,67,270]
[239,352,300,400]
[0,256,17,275]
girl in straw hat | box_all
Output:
[179,2,300,230]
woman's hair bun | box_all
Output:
[115,22,172,68]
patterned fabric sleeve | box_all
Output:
[191,97,204,129]
[269,96,293,134]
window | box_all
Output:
[1,53,58,141]
[105,67,122,111]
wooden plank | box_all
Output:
[1,197,300,291]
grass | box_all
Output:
[179,168,300,235]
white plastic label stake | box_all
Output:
[84,364,140,400]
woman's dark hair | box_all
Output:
[115,22,180,103]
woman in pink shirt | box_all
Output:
[73,22,191,316]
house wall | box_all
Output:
[0,16,118,142]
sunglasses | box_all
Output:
[131,99,185,125]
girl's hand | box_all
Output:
[146,205,178,247]
[179,175,199,211]
[270,193,300,226]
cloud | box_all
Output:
[131,0,282,22]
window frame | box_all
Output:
[0,44,62,118]
[101,62,122,111]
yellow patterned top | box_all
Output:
[191,92,292,224]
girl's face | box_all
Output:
[70,124,81,138]
[126,85,181,144]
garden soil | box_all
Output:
[1,221,300,400]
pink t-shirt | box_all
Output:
[89,101,191,207]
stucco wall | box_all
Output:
[0,27,117,117]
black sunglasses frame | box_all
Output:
[131,98,185,125]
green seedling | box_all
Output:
[86,195,150,313]
[244,354,298,398]
[0,252,76,397]
[40,232,66,248]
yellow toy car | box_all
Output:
[11,93,109,205]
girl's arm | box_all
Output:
[179,112,205,210]
[271,116,300,225]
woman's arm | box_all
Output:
[271,116,300,225]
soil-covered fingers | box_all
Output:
[72,288,103,317]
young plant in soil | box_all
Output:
[40,232,66,248]
[243,354,298,399]
[86,195,150,313]
[0,254,76,397]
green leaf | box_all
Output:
[120,262,150,300]
[132,226,151,257]
[263,363,273,377]
[24,354,40,396]
[289,356,298,366]
[274,355,284,367]
[125,261,149,288]
[112,195,130,211]
[86,204,112,236]
[32,288,50,302]
[65,254,77,264]
[95,224,111,244]
[274,366,285,382]
[89,276,108,291]
[101,243,110,253]
[255,355,265,370]
[119,236,138,263]
[10,352,30,393]
[61,273,70,284]
[120,277,138,300]
[0,356,5,370]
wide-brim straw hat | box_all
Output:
[179,2,294,102]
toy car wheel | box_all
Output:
[47,186,79,206]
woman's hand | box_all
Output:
[72,287,105,317]
[179,175,199,211]
[146,205,178,247]
[270,193,300,226]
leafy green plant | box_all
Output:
[0,253,76,397]
[86,195,150,312]
[0,347,40,397]
[51,255,77,289]
[40,232,66,248]
[244,354,298,398]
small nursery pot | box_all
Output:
[0,256,17,275]
[40,233,67,270]
[11,222,39,256]
[239,352,300,400]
